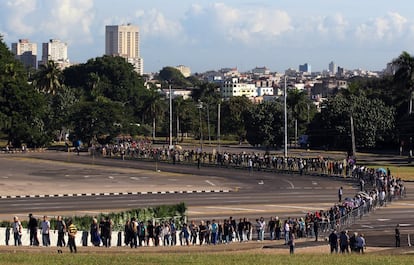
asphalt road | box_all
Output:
[0,151,413,247]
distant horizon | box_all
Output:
[2,1,413,73]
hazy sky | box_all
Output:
[2,0,414,73]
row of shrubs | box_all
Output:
[0,202,187,231]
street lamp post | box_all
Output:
[169,84,173,149]
[197,101,203,151]
[284,76,288,158]
[207,103,211,145]
[217,103,221,154]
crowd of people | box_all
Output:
[6,174,404,252]
[9,215,78,253]
[4,138,407,252]
[91,138,360,177]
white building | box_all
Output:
[105,24,144,75]
[257,87,274,97]
[11,39,37,69]
[221,78,257,99]
[175,65,191,78]
[40,39,70,69]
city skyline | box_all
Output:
[1,1,414,73]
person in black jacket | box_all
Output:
[28,213,39,246]
[395,224,401,247]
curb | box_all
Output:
[0,189,231,199]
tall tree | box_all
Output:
[32,60,62,95]
[68,100,125,145]
[141,88,167,140]
[244,100,285,147]
[287,88,314,141]
[158,66,191,87]
[220,96,253,139]
[0,36,50,147]
[308,94,395,149]
[392,51,414,115]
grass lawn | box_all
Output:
[0,252,413,265]
[363,164,414,181]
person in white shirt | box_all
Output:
[284,220,290,245]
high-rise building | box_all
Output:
[11,39,37,69]
[105,24,144,75]
[299,63,311,74]
[329,61,337,75]
[40,39,70,69]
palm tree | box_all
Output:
[33,60,62,95]
[173,96,185,142]
[392,51,414,115]
[287,89,312,145]
[142,88,166,140]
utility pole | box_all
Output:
[350,114,356,157]
[169,83,173,148]
[218,103,221,154]
[284,76,288,158]
[197,101,203,151]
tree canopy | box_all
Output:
[0,36,50,147]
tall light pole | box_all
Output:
[169,83,173,148]
[217,103,221,154]
[350,114,356,157]
[197,100,203,151]
[207,103,211,145]
[284,76,288,158]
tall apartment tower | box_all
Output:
[40,39,70,69]
[329,61,337,75]
[299,63,311,74]
[11,39,37,69]
[105,24,144,75]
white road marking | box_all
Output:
[361,225,374,229]
[84,175,89,178]
[377,219,391,222]
[206,206,265,212]
[205,180,216,186]
[187,211,204,214]
[130,177,140,180]
[108,176,114,179]
[312,181,318,185]
[266,205,322,210]
[283,179,295,189]
[258,180,264,185]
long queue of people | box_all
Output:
[6,176,404,250]
[92,139,357,177]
